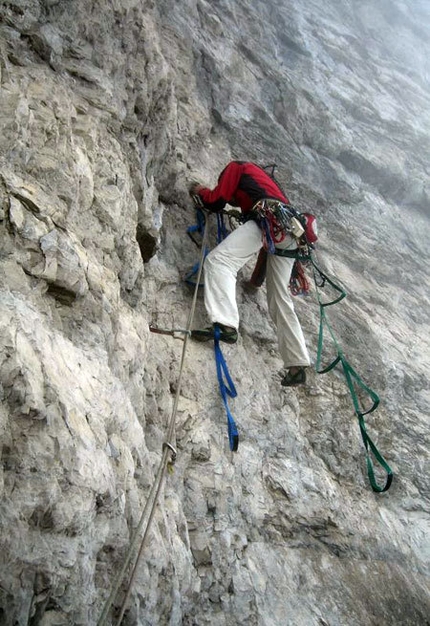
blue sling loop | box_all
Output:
[214,325,239,451]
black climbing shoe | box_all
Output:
[191,323,238,344]
[281,367,306,387]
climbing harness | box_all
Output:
[251,199,316,296]
[97,206,210,626]
[310,257,393,492]
[214,325,239,451]
[251,199,304,253]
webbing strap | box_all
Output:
[214,326,239,451]
[185,211,227,286]
[216,211,229,241]
[185,208,209,285]
[312,258,393,492]
[274,248,310,260]
[186,207,206,246]
[185,209,239,450]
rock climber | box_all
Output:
[189,160,316,387]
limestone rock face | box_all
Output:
[0,1,429,624]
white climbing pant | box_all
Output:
[203,219,311,368]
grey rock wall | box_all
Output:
[0,0,429,624]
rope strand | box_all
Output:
[98,210,210,626]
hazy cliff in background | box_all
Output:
[0,0,429,624]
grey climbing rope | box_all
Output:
[97,209,210,626]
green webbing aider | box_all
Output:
[311,257,393,493]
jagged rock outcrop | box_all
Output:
[0,1,429,624]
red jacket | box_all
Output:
[197,161,289,214]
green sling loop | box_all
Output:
[310,258,393,493]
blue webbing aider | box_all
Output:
[185,208,208,285]
[214,325,239,451]
[186,208,240,451]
